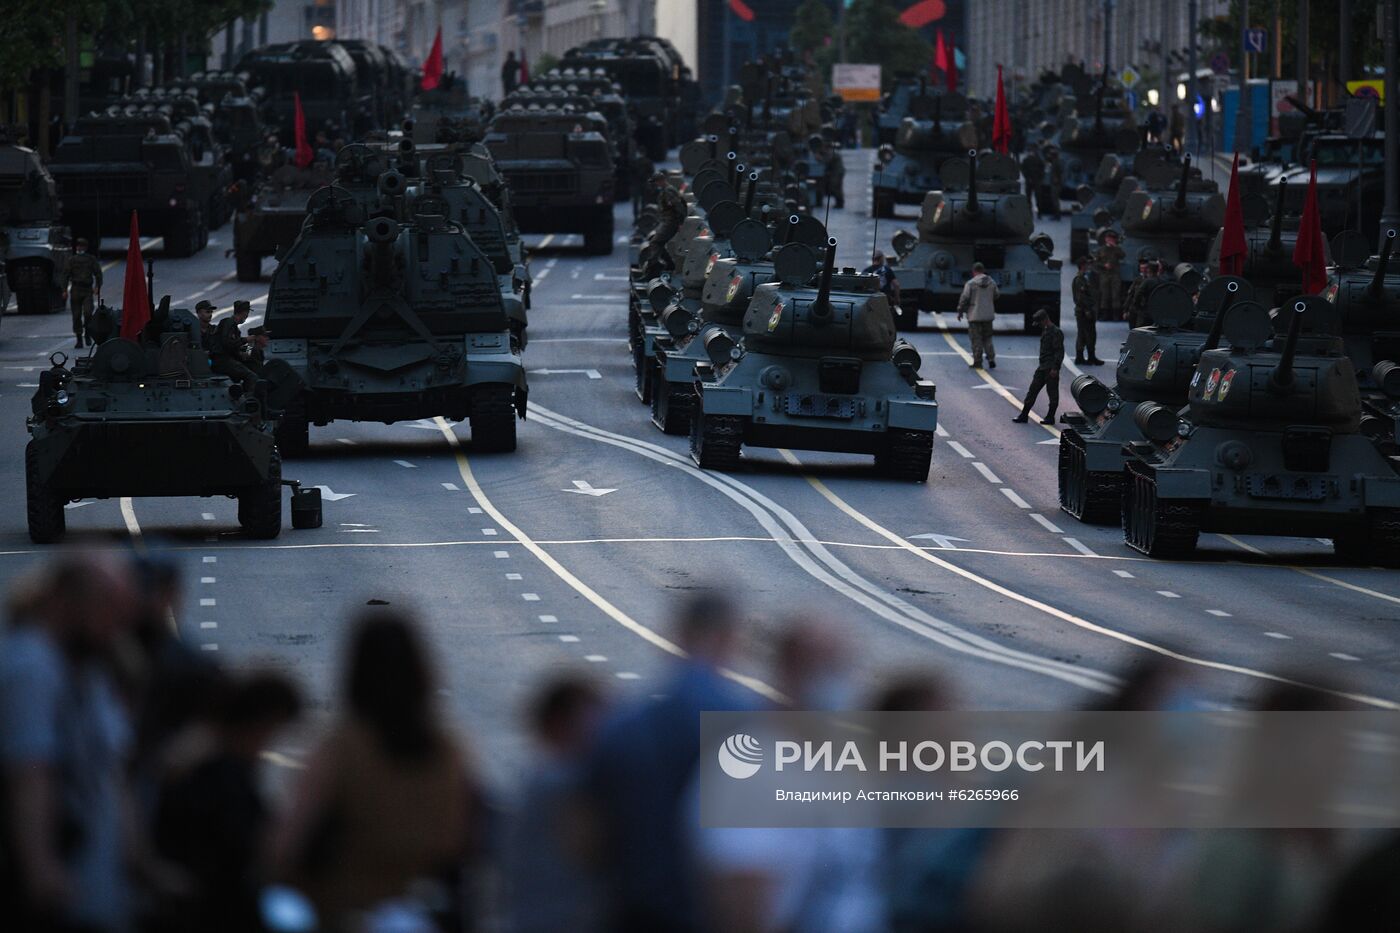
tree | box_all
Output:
[1199,0,1381,81]
[791,0,835,55]
[842,0,933,90]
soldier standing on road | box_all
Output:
[211,299,257,387]
[1093,230,1125,320]
[957,261,999,369]
[501,51,521,95]
[64,238,103,348]
[1043,145,1065,220]
[1014,308,1064,424]
[1021,148,1045,213]
[1072,259,1104,365]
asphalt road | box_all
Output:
[2,149,1396,785]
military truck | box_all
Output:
[1277,134,1386,247]
[1058,279,1237,523]
[890,151,1061,331]
[872,91,970,218]
[25,302,318,543]
[1120,295,1400,564]
[238,41,360,138]
[0,138,70,315]
[509,81,635,201]
[1116,154,1224,288]
[48,111,212,257]
[114,92,235,229]
[177,71,268,180]
[484,106,615,254]
[689,240,939,479]
[561,36,701,160]
[263,185,527,454]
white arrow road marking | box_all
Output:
[908,534,969,550]
[564,480,617,497]
[315,486,357,501]
[530,368,602,379]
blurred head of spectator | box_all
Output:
[773,615,852,711]
[347,608,442,761]
[675,590,740,670]
[530,673,607,759]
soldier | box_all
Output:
[1043,145,1065,220]
[211,299,257,387]
[194,299,216,348]
[821,142,845,209]
[1013,308,1064,424]
[501,51,521,95]
[864,251,901,309]
[63,237,103,348]
[1021,148,1045,213]
[1071,259,1104,366]
[957,261,999,369]
[1123,260,1162,330]
[246,325,271,371]
[1093,230,1126,320]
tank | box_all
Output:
[1058,278,1245,523]
[1054,75,1138,189]
[0,137,71,315]
[483,106,616,254]
[561,35,702,160]
[48,110,216,256]
[1069,150,1135,263]
[1117,154,1225,287]
[175,71,268,181]
[1328,228,1400,451]
[24,302,315,543]
[1206,177,1332,306]
[890,151,1062,331]
[262,182,527,454]
[1120,294,1400,564]
[871,90,970,217]
[690,238,939,479]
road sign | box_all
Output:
[1210,52,1231,75]
[833,63,881,102]
[1243,27,1267,54]
[1347,79,1385,104]
[1119,66,1140,89]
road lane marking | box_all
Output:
[1062,537,1098,557]
[522,593,540,601]
[1000,488,1031,509]
[559,635,580,643]
[932,311,1060,437]
[203,556,216,563]
[494,550,510,558]
[1218,534,1400,608]
[200,622,217,629]
[585,655,608,662]
[1264,632,1292,640]
[1030,513,1063,534]
[539,615,557,623]
[506,573,522,580]
[1206,609,1231,617]
[394,460,416,468]
[1157,591,1181,599]
[616,672,640,680]
[200,576,215,584]
[200,644,218,652]
[947,441,974,458]
[482,528,498,536]
[434,416,785,704]
[1330,653,1360,661]
[119,498,146,552]
[972,462,1002,484]
[441,482,459,490]
[1113,569,1134,578]
[778,450,1399,710]
[468,507,482,514]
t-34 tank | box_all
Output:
[1120,295,1400,564]
[0,136,70,315]
[1058,278,1247,523]
[871,90,970,218]
[891,151,1061,331]
[263,185,527,454]
[1118,154,1225,287]
[25,302,317,543]
[689,239,939,479]
[1206,178,1331,306]
[651,218,778,435]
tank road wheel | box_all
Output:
[235,251,262,282]
[469,383,518,453]
[876,429,934,481]
[650,368,695,436]
[1122,462,1201,559]
[238,450,283,540]
[583,208,615,256]
[690,409,744,471]
[26,442,65,544]
[1058,433,1122,524]
[274,394,310,458]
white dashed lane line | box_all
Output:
[522,593,540,601]
[1030,513,1063,534]
[482,528,498,536]
[1000,488,1031,509]
[1264,632,1293,640]
[946,441,974,459]
[1157,590,1182,599]
[494,550,510,558]
[199,622,217,630]
[199,598,216,607]
[616,672,640,680]
[559,635,580,643]
[585,655,608,663]
[336,438,355,446]
[394,460,417,468]
[1206,609,1232,617]
[1062,537,1098,557]
[441,482,460,490]
[200,644,219,652]
[468,507,483,514]
[202,556,216,564]
[200,576,215,584]
[1330,653,1360,662]
[1112,569,1134,578]
[539,615,557,623]
[972,462,1002,484]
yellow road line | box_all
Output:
[434,418,784,704]
[780,450,1399,710]
[931,311,1060,437]
[1220,534,1400,608]
[118,497,146,553]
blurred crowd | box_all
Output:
[1,550,1397,933]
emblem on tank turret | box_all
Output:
[726,275,743,304]
[1145,349,1163,379]
[767,300,784,332]
[1217,369,1236,401]
[1203,368,1221,397]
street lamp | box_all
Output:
[591,0,607,38]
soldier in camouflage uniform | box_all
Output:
[1092,230,1125,320]
[63,238,103,348]
[1071,259,1103,365]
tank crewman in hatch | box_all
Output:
[211,299,257,387]
[195,300,217,347]
[64,238,103,348]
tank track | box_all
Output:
[878,428,934,481]
[691,411,743,471]
[275,393,311,457]
[1123,461,1201,559]
[650,373,695,436]
[469,383,519,453]
[1058,432,1122,524]
[26,441,66,544]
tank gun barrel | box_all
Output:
[1173,154,1191,213]
[1270,303,1305,392]
[1369,229,1396,302]
[813,237,837,322]
[744,171,758,217]
[1201,282,1239,352]
[965,149,980,215]
[1267,177,1288,252]
[727,150,739,186]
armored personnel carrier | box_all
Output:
[238,41,360,138]
[1116,154,1225,288]
[872,90,969,218]
[890,151,1061,331]
[0,137,70,315]
[1058,279,1241,523]
[263,184,527,454]
[25,302,317,543]
[48,111,212,257]
[232,159,336,281]
[484,106,615,254]
[689,239,939,479]
[1120,295,1400,564]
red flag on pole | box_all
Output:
[992,65,1011,155]
[945,31,957,93]
[933,30,949,83]
[119,211,150,341]
[1218,152,1248,276]
[519,50,530,85]
[292,92,313,169]
[1291,160,1328,294]
[421,27,444,91]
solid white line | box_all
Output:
[947,441,974,459]
[1206,609,1232,617]
[119,498,142,539]
[1030,513,1063,533]
[1000,488,1031,509]
[1062,537,1098,557]
[972,462,1002,484]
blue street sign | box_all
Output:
[1243,27,1267,54]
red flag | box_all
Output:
[119,211,150,341]
[421,27,444,91]
[933,30,949,83]
[899,0,948,28]
[519,50,530,85]
[1291,160,1328,294]
[945,31,957,93]
[292,92,313,169]
[727,0,756,22]
[1218,152,1248,275]
[992,65,1011,155]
